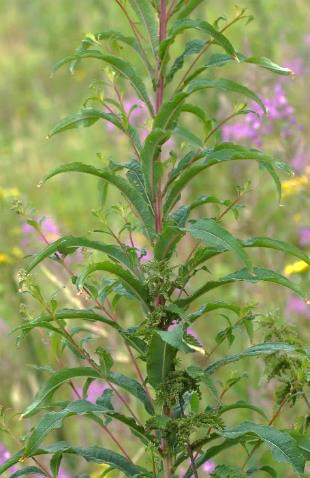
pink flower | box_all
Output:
[305,33,310,46]
[287,296,310,318]
[202,460,216,474]
[299,227,310,247]
[0,443,18,472]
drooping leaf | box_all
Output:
[164,144,285,214]
[108,371,154,415]
[41,163,155,239]
[219,401,268,420]
[70,30,154,75]
[25,236,136,273]
[175,0,205,19]
[162,19,236,62]
[179,267,305,307]
[206,342,309,374]
[187,78,266,112]
[23,367,153,418]
[242,237,310,266]
[76,261,150,308]
[9,467,48,477]
[244,56,292,76]
[221,421,305,474]
[53,50,154,115]
[24,400,150,456]
[187,301,240,324]
[128,0,158,57]
[185,218,252,269]
[147,334,177,387]
[47,108,123,137]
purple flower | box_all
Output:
[0,444,18,472]
[58,469,71,478]
[78,381,109,404]
[202,460,216,474]
[287,296,310,318]
[299,227,310,247]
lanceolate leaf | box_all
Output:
[242,237,310,266]
[25,236,136,273]
[147,334,177,387]
[76,261,150,307]
[24,400,150,455]
[187,78,266,112]
[164,144,287,214]
[47,108,124,137]
[9,467,47,477]
[53,50,154,115]
[185,218,252,269]
[205,342,309,374]
[166,39,206,83]
[178,267,305,307]
[128,0,158,58]
[23,367,153,418]
[157,325,194,353]
[221,421,305,474]
[71,30,154,75]
[41,163,155,239]
[176,0,205,19]
[162,19,236,60]
[141,128,171,198]
[219,401,268,420]
[187,301,240,324]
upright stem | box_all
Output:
[154,0,167,234]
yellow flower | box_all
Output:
[90,464,109,478]
[283,260,309,276]
[0,187,20,199]
[11,247,23,258]
[282,175,308,197]
[0,253,12,264]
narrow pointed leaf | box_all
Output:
[41,163,155,239]
[53,50,154,115]
[147,334,177,387]
[221,421,305,474]
[76,261,149,307]
[25,236,135,273]
[128,0,158,57]
[206,342,309,374]
[185,219,252,269]
[187,78,266,112]
[179,266,305,307]
[9,467,47,477]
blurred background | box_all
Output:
[0,1,310,476]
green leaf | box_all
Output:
[153,92,189,130]
[206,342,309,374]
[24,400,150,456]
[179,267,305,307]
[187,78,266,112]
[147,334,177,387]
[23,367,153,418]
[41,163,155,239]
[244,56,292,76]
[76,261,150,308]
[25,235,135,273]
[141,128,171,199]
[174,125,203,147]
[157,325,194,353]
[187,301,240,324]
[219,400,268,420]
[247,465,277,477]
[166,39,206,83]
[184,52,292,83]
[164,19,236,59]
[185,218,252,269]
[164,144,284,214]
[242,237,310,266]
[22,367,100,418]
[108,371,154,415]
[128,0,158,57]
[176,0,205,19]
[47,108,124,137]
[71,30,154,75]
[53,50,154,115]
[222,421,305,474]
[9,467,48,477]
[96,347,113,375]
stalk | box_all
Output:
[154,0,167,234]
